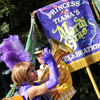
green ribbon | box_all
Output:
[31,22,37,65]
[25,16,37,65]
[25,19,33,52]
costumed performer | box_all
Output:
[34,43,76,100]
[1,35,59,100]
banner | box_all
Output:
[36,0,100,72]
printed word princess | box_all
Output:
[46,1,80,19]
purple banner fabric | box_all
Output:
[36,0,100,64]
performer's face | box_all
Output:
[36,53,44,64]
[27,66,38,84]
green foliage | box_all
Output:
[0,0,9,34]
[0,22,9,33]
[0,0,16,34]
[0,0,59,35]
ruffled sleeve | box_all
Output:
[19,82,41,100]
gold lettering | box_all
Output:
[52,17,88,50]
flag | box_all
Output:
[36,0,100,72]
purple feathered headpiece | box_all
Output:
[0,35,31,71]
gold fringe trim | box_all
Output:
[68,51,100,73]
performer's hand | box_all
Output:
[48,88,58,95]
[42,47,54,65]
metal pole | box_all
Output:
[86,66,100,99]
